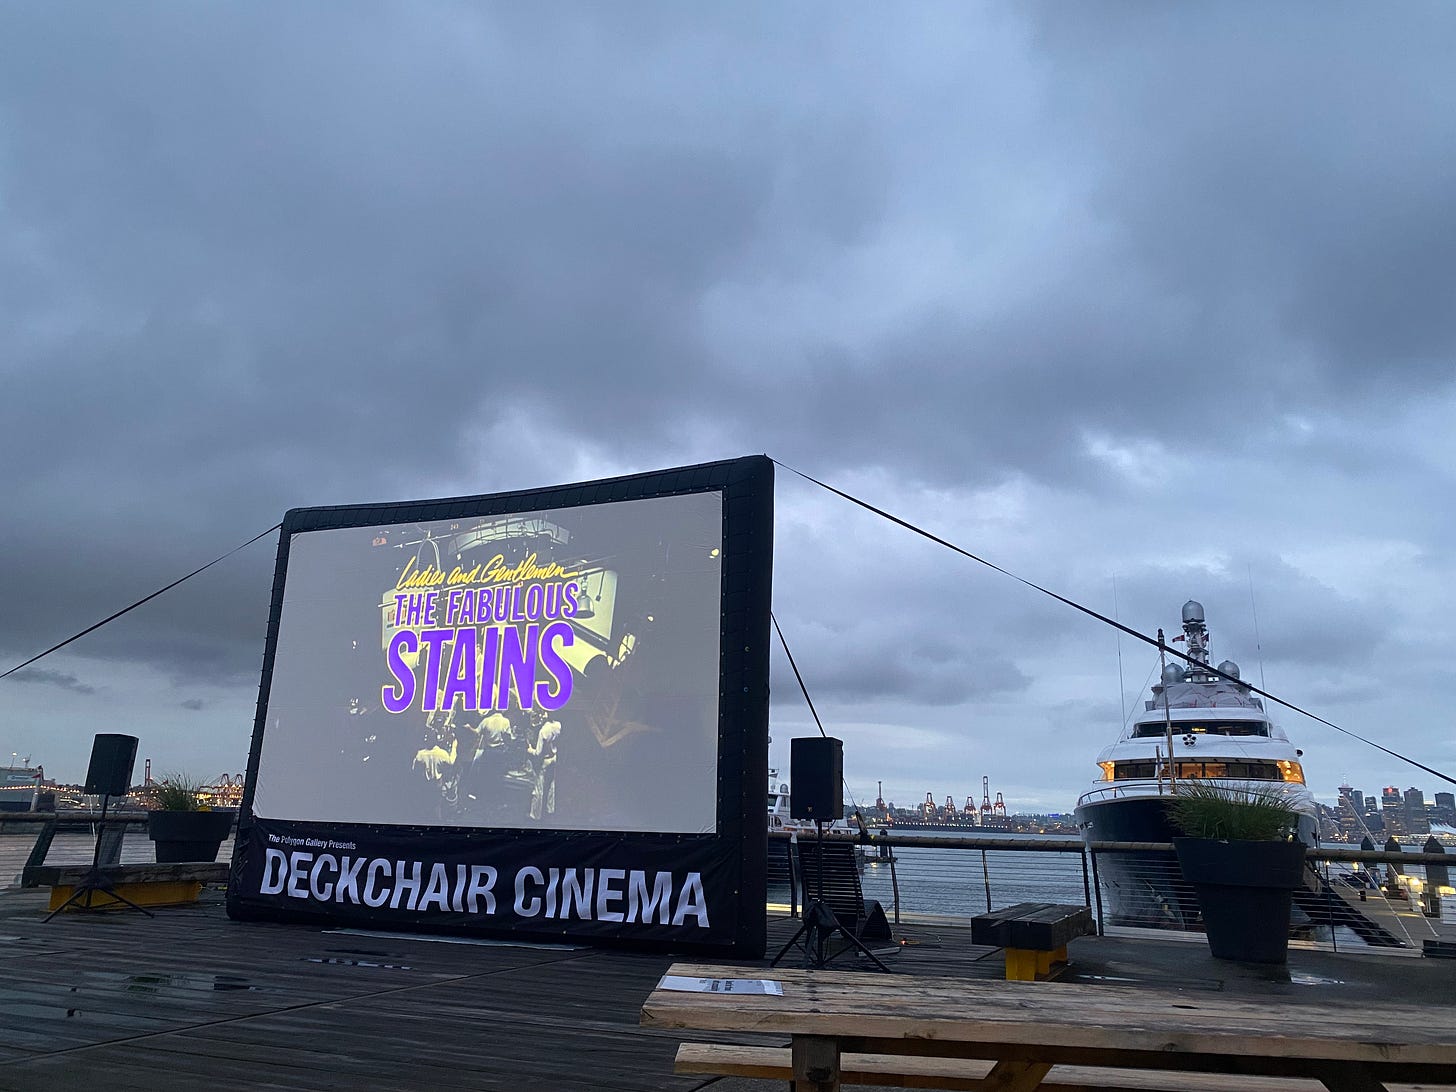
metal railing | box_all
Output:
[770,831,1456,953]
[9,818,1449,953]
[1,812,236,887]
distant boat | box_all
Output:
[767,770,859,837]
[0,761,45,813]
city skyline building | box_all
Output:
[1435,791,1456,827]
[1381,786,1405,837]
[1404,786,1431,836]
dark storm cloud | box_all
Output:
[4,4,1453,531]
[1030,5,1456,385]
[9,668,96,695]
[766,493,1057,709]
[1106,554,1390,673]
[0,3,899,675]
[746,5,1456,492]
[772,626,1030,709]
[812,640,1029,707]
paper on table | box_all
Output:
[658,975,784,995]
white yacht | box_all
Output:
[0,761,45,813]
[1075,600,1319,925]
[767,770,860,837]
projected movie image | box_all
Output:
[252,492,723,833]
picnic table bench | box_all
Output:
[671,1043,1443,1091]
[970,901,1095,980]
[22,862,230,911]
[643,962,1456,1092]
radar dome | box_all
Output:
[1217,660,1241,679]
[1161,664,1185,685]
[1181,600,1205,623]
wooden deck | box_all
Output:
[0,886,1452,1091]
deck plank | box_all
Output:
[1,889,1453,1090]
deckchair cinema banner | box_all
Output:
[227,456,773,956]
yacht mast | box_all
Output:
[1158,629,1177,795]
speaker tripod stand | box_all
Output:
[44,793,154,922]
[770,820,890,972]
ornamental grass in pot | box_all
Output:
[1170,780,1308,965]
[147,775,234,863]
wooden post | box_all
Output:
[23,818,58,872]
[983,1060,1052,1092]
[791,1034,841,1092]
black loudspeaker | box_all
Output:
[790,736,843,820]
[83,734,138,797]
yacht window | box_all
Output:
[1230,761,1280,780]
[1131,721,1269,739]
[1215,722,1270,737]
[1172,760,1281,781]
[1112,761,1157,779]
[1115,759,1283,781]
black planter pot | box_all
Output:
[147,809,235,863]
[1173,837,1307,964]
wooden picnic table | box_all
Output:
[641,962,1456,1092]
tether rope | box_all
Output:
[774,458,1455,788]
[0,523,282,681]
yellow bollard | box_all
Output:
[1005,949,1038,981]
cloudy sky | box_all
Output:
[3,4,1454,813]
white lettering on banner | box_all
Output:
[561,868,593,919]
[515,866,544,916]
[628,871,673,924]
[261,848,287,894]
[310,853,337,901]
[465,865,497,914]
[418,862,451,912]
[287,852,312,898]
[261,850,710,928]
[391,860,423,910]
[596,868,625,923]
[336,855,365,902]
[672,873,709,928]
[363,859,390,907]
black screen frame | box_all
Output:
[226,455,772,957]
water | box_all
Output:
[777,832,1454,934]
[774,831,1092,918]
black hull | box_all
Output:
[1079,796,1195,927]
[1080,795,1178,842]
